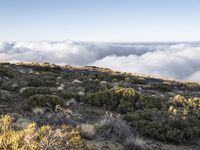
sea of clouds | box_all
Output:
[0,41,200,82]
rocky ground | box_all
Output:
[0,62,199,150]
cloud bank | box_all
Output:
[0,41,200,82]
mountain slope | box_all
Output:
[0,62,199,150]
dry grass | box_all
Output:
[80,124,96,139]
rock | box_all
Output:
[100,81,107,84]
[18,69,26,74]
[19,87,27,93]
[78,91,85,96]
[57,83,65,91]
[73,79,82,84]
[12,83,19,88]
[57,76,62,80]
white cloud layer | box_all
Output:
[0,41,200,82]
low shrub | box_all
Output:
[84,87,139,113]
[29,62,62,73]
[21,87,52,98]
[151,83,172,92]
[110,74,125,81]
[59,91,80,101]
[27,94,64,110]
[26,76,56,87]
[0,65,14,78]
[82,80,105,93]
[169,95,200,118]
[95,74,113,82]
[124,97,200,144]
[136,95,167,110]
[179,82,200,91]
[39,71,60,78]
[131,77,147,85]
[0,115,93,150]
[1,80,22,91]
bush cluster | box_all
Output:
[124,95,200,144]
[131,77,147,85]
[27,94,64,110]
[84,86,200,144]
[0,80,24,91]
[84,87,139,114]
[21,87,52,98]
[25,76,56,87]
[28,62,62,73]
[0,65,14,78]
[59,91,80,101]
[169,95,200,120]
[0,115,94,150]
[178,82,200,91]
[136,95,167,110]
[82,79,107,93]
[151,83,172,92]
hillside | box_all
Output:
[0,62,199,150]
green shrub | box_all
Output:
[178,82,200,91]
[39,71,60,77]
[21,87,52,98]
[59,91,80,101]
[29,62,62,73]
[124,98,200,144]
[82,80,105,93]
[27,94,64,109]
[26,77,44,87]
[151,83,172,92]
[26,76,56,87]
[95,74,113,82]
[136,95,167,110]
[84,87,139,113]
[1,81,19,91]
[110,74,125,81]
[131,77,147,85]
[117,100,134,114]
[0,65,14,78]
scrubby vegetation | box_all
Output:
[21,87,52,98]
[124,95,200,144]
[0,62,200,149]
[0,65,14,78]
[59,91,80,101]
[150,82,172,92]
[84,87,139,114]
[27,95,64,110]
[0,115,94,150]
[25,76,57,87]
[178,82,200,91]
[85,86,200,144]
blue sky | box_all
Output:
[0,0,200,42]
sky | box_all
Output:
[1,0,200,82]
[0,0,200,42]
